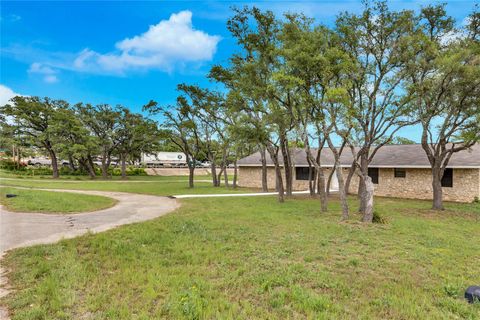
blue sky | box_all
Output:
[0,0,476,141]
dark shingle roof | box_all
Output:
[237,144,480,168]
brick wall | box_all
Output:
[238,166,480,202]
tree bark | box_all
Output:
[223,164,229,188]
[344,161,356,194]
[280,136,293,196]
[308,158,315,196]
[267,146,284,203]
[358,154,369,214]
[431,166,444,210]
[326,168,335,196]
[260,146,268,192]
[48,147,59,179]
[361,175,375,223]
[233,160,238,188]
[336,164,349,220]
[317,167,328,212]
[210,159,218,187]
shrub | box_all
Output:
[372,211,388,224]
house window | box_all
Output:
[394,168,406,178]
[296,167,314,181]
[368,168,379,184]
[441,168,453,187]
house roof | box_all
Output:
[237,144,480,168]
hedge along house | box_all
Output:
[237,144,480,203]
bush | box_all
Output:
[0,159,27,171]
[372,211,388,224]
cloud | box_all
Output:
[72,10,220,74]
[0,84,23,105]
[28,62,59,83]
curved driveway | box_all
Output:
[0,189,179,253]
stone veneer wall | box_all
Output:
[238,166,480,202]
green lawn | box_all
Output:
[2,195,479,319]
[0,175,250,196]
[0,187,117,213]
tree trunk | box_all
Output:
[233,160,238,188]
[223,164,229,188]
[358,155,368,214]
[317,167,328,212]
[335,162,349,220]
[87,155,96,177]
[267,146,284,203]
[361,175,374,223]
[67,154,76,171]
[308,160,315,196]
[432,167,444,210]
[326,168,335,196]
[48,148,59,179]
[121,154,127,179]
[274,163,284,203]
[81,157,96,179]
[260,146,268,192]
[188,165,195,188]
[344,162,356,194]
[101,153,109,179]
[280,137,293,196]
[217,167,224,186]
[209,154,218,187]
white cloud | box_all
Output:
[0,84,23,106]
[28,62,59,83]
[72,10,221,74]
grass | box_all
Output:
[0,174,250,197]
[0,187,117,213]
[2,194,479,319]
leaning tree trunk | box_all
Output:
[48,147,59,179]
[260,146,268,192]
[68,154,76,171]
[120,154,127,179]
[344,162,356,194]
[361,175,375,223]
[326,168,335,196]
[431,167,444,210]
[216,166,224,186]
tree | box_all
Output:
[406,5,480,210]
[77,103,122,179]
[335,1,418,222]
[144,96,203,188]
[0,96,67,178]
[50,107,99,178]
[116,108,161,179]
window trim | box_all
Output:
[394,168,406,178]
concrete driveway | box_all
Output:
[0,189,179,253]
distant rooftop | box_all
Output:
[237,144,480,168]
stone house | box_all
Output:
[237,144,480,203]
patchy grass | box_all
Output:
[2,195,479,319]
[0,187,117,214]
